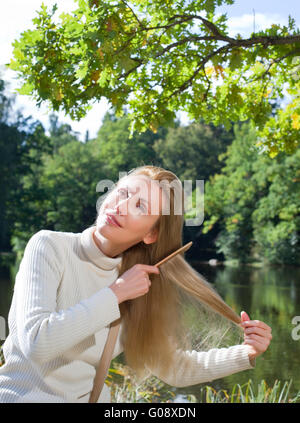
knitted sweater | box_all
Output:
[0,226,255,403]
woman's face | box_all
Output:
[95,175,163,252]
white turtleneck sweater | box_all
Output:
[0,226,255,403]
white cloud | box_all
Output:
[227,13,285,37]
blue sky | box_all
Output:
[218,0,300,24]
[1,0,299,141]
[217,0,300,37]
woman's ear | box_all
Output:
[143,228,158,245]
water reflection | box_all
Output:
[175,262,300,400]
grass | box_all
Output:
[106,362,178,403]
[106,363,300,403]
[198,379,300,403]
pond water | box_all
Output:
[171,261,300,401]
[1,261,300,401]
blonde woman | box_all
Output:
[0,165,272,403]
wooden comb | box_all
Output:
[154,241,193,267]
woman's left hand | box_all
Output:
[240,311,272,360]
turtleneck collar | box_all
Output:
[80,226,122,270]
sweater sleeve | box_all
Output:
[146,344,255,388]
[14,230,120,364]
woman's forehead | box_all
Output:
[118,175,160,193]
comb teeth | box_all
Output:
[154,241,193,267]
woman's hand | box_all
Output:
[240,311,272,361]
[109,264,160,304]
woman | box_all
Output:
[0,165,272,403]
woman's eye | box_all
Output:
[117,188,146,213]
[137,200,146,213]
[118,188,128,198]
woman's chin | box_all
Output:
[95,222,117,240]
[96,223,108,236]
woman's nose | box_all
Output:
[114,198,129,216]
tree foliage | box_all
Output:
[36,139,106,233]
[8,0,300,156]
[95,112,165,179]
[0,79,52,251]
[48,113,80,153]
[153,121,234,180]
[203,122,300,264]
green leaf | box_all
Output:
[17,82,35,95]
[98,67,110,87]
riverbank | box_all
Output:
[189,259,300,268]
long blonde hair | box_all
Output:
[97,165,242,381]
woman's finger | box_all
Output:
[244,333,271,344]
[242,319,272,332]
[244,326,272,339]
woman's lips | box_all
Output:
[105,214,122,228]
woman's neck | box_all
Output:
[92,228,124,258]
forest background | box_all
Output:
[1,2,300,267]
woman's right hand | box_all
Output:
[109,264,160,304]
